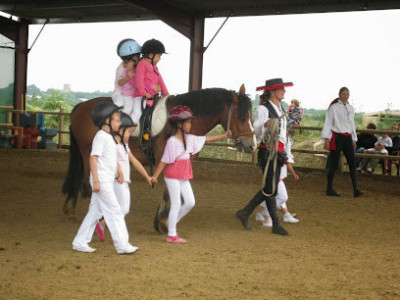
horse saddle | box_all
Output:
[131,95,169,138]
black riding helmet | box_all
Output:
[141,39,167,57]
[120,112,137,129]
[117,112,137,151]
[92,102,122,129]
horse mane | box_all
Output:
[237,93,252,122]
[169,88,252,122]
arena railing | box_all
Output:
[1,107,398,175]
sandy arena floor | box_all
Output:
[0,149,399,299]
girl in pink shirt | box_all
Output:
[152,105,230,243]
[134,39,169,119]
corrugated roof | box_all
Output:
[1,0,400,24]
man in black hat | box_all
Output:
[321,87,363,197]
[236,78,292,236]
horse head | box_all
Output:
[228,84,257,154]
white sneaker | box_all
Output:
[72,244,96,253]
[262,220,273,227]
[255,213,265,222]
[283,214,299,223]
[118,244,138,254]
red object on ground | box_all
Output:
[30,128,39,149]
[23,127,32,149]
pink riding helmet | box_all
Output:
[168,105,195,121]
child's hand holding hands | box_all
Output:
[150,176,158,185]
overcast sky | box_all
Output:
[26,9,400,113]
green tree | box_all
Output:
[27,84,41,95]
[27,90,72,128]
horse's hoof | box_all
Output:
[65,215,77,222]
[158,218,168,234]
[62,203,68,214]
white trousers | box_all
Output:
[72,181,131,253]
[122,96,134,116]
[130,96,145,125]
[164,177,195,237]
[111,91,124,107]
[260,180,288,213]
[114,181,131,216]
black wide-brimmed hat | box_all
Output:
[256,78,293,91]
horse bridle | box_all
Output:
[226,103,254,143]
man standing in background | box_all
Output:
[321,87,363,197]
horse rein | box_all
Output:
[261,112,288,197]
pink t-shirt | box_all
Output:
[161,134,206,180]
[134,59,169,97]
[121,68,136,97]
[113,62,125,93]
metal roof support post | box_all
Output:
[14,19,29,126]
[189,16,204,91]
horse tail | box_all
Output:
[61,124,84,214]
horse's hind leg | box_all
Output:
[153,189,170,233]
[63,196,78,221]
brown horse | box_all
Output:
[62,85,256,219]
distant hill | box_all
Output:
[27,85,112,107]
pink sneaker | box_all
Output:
[95,222,104,241]
[166,236,187,244]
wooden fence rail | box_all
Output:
[0,107,399,175]
[0,107,69,148]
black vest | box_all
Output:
[261,100,285,136]
[262,100,285,118]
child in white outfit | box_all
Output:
[359,142,389,174]
[111,39,141,109]
[72,102,137,254]
[95,113,155,244]
[152,105,230,243]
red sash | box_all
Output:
[259,142,284,152]
[330,131,351,150]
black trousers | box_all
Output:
[258,147,282,196]
[241,148,283,216]
[327,134,358,191]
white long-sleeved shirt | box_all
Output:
[280,138,295,179]
[321,100,357,142]
[375,136,393,148]
[253,101,287,145]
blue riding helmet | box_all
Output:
[92,102,123,128]
[117,39,142,59]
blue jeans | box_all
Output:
[354,147,365,167]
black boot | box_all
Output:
[326,189,341,197]
[235,209,251,230]
[350,168,363,197]
[236,190,265,230]
[265,196,289,236]
[326,169,341,196]
[354,189,364,197]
